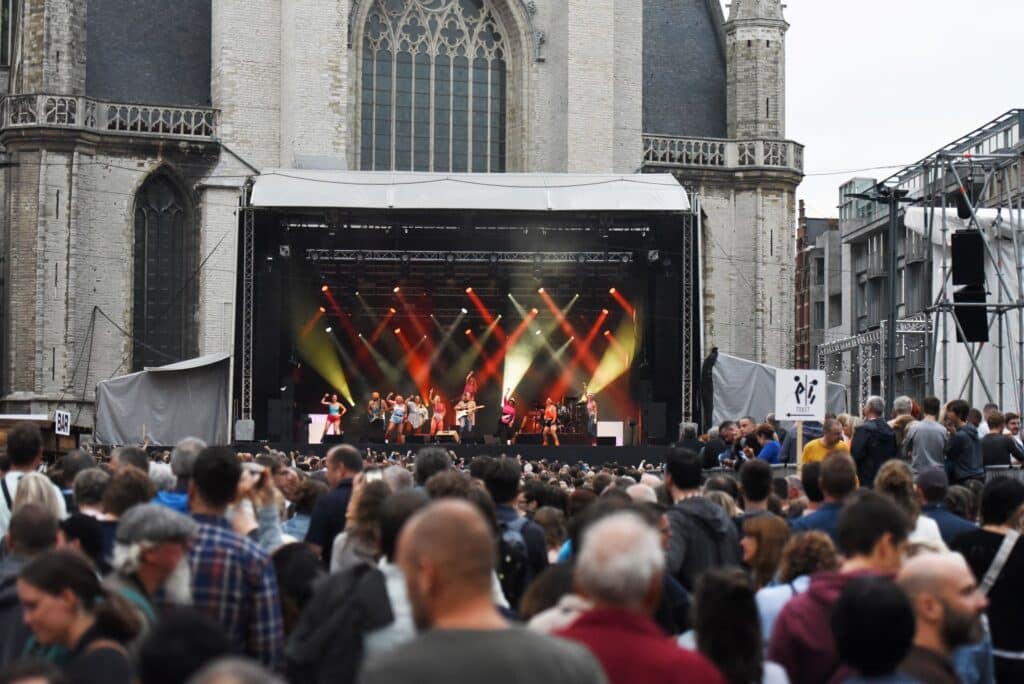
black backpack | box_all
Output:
[497,516,530,612]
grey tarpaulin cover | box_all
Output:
[94,354,230,446]
[710,353,848,426]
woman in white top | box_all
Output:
[873,459,948,552]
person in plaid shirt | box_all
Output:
[187,447,284,670]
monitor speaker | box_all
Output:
[951,231,985,286]
[596,436,616,446]
[953,285,989,343]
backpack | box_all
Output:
[497,516,530,612]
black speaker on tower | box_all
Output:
[951,231,985,286]
[953,285,989,343]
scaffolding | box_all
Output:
[819,111,1024,410]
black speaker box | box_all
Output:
[953,285,989,343]
[596,436,616,446]
[951,231,985,286]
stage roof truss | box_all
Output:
[302,249,633,264]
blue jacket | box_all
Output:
[921,503,977,547]
[790,501,843,544]
[758,440,782,464]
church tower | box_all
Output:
[725,0,788,139]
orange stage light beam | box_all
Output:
[611,288,636,318]
[481,309,537,381]
[370,308,396,343]
[549,309,608,398]
[467,290,507,343]
[300,308,325,340]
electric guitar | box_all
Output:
[455,405,486,421]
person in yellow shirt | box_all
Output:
[800,418,849,471]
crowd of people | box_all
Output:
[0,392,1019,683]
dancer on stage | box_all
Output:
[428,388,447,437]
[385,393,407,444]
[499,389,517,445]
[407,394,428,435]
[586,389,599,445]
[320,393,347,441]
[463,371,479,401]
[542,397,560,447]
[367,391,386,442]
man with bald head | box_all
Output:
[898,553,988,684]
[357,500,607,684]
[555,511,724,684]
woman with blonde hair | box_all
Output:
[874,459,947,551]
[12,471,65,521]
[836,413,859,444]
[741,514,791,590]
[705,490,741,519]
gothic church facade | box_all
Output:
[0,0,800,426]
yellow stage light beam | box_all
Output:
[586,318,638,394]
[291,302,353,405]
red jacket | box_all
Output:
[556,607,725,684]
[767,569,882,684]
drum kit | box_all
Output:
[521,396,586,434]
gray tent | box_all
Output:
[709,352,848,427]
[95,354,231,446]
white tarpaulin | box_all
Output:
[711,353,848,426]
[903,207,1024,411]
[250,170,690,212]
[94,354,231,446]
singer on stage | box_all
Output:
[320,393,347,442]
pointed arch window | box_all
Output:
[359,0,508,172]
[132,172,198,371]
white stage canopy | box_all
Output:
[249,170,690,213]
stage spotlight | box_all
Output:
[354,290,360,296]
[602,308,609,315]
[319,306,326,313]
[497,314,502,319]
[321,284,329,293]
[531,308,539,314]
[393,286,401,294]
[389,307,397,314]
[461,307,469,315]
[538,287,545,294]
[570,336,575,341]
[535,330,542,336]
[279,385,287,392]
[609,287,617,294]
[358,333,364,338]
[325,326,333,333]
[466,287,473,294]
[603,330,611,336]
[394,328,402,335]
[465,329,472,336]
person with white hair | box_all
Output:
[155,437,207,514]
[625,484,657,504]
[107,503,197,643]
[555,511,725,684]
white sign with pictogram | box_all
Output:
[54,409,71,436]
[775,369,826,423]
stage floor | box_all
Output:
[234,442,669,468]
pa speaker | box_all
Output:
[952,231,985,286]
[953,285,989,343]
[596,436,616,446]
[234,420,255,442]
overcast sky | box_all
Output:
[720,0,1024,218]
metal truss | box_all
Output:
[303,249,634,264]
[240,199,255,421]
[680,209,696,423]
[817,316,932,409]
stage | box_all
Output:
[235,171,702,447]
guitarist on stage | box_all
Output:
[455,392,483,439]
